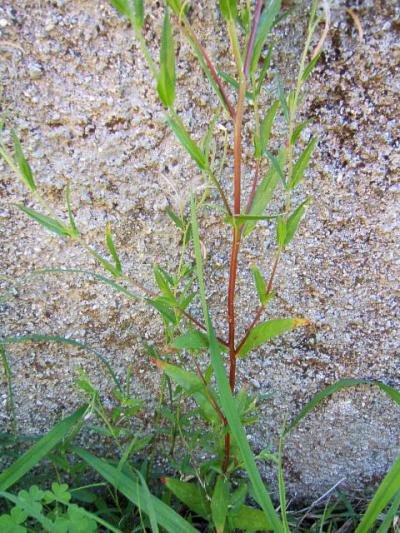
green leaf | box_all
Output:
[0,491,54,532]
[243,162,281,237]
[230,504,272,532]
[154,266,175,301]
[288,137,317,189]
[238,318,308,358]
[65,180,79,237]
[356,459,400,533]
[166,115,207,170]
[252,265,268,305]
[282,378,400,533]
[275,74,289,122]
[164,478,210,519]
[155,360,218,423]
[211,476,229,532]
[250,0,281,75]
[256,100,280,158]
[290,119,311,145]
[106,224,122,275]
[136,471,159,533]
[0,407,86,491]
[276,215,286,249]
[265,150,286,186]
[172,330,209,351]
[190,198,283,533]
[284,197,312,246]
[11,132,36,192]
[219,0,237,20]
[147,297,177,324]
[76,450,200,533]
[109,0,144,29]
[302,51,322,82]
[229,482,248,513]
[217,71,254,100]
[157,9,176,108]
[376,490,400,533]
[166,0,183,16]
[165,207,185,230]
[16,205,71,237]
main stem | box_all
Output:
[224,81,246,472]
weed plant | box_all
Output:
[0,0,399,531]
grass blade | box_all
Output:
[0,406,87,491]
[75,448,200,533]
[190,197,283,533]
[284,379,400,436]
[376,490,400,533]
[356,456,400,533]
[0,334,121,390]
[0,345,17,436]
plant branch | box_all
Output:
[175,15,236,120]
[243,0,263,78]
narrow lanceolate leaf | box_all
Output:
[217,70,254,100]
[284,197,312,246]
[76,450,199,533]
[147,297,177,324]
[243,162,281,237]
[154,266,175,301]
[65,180,79,237]
[165,206,185,230]
[0,407,86,491]
[256,100,280,158]
[252,265,267,305]
[105,224,122,275]
[172,330,209,351]
[211,476,229,532]
[191,198,284,533]
[157,9,176,108]
[302,51,322,82]
[164,478,210,520]
[11,132,36,192]
[17,204,71,237]
[238,318,309,358]
[290,119,312,145]
[250,0,281,75]
[288,137,317,189]
[219,0,237,20]
[166,115,207,170]
[230,505,272,532]
[265,150,286,186]
[109,0,144,29]
[154,359,218,423]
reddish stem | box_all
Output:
[175,16,236,120]
[243,0,264,79]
